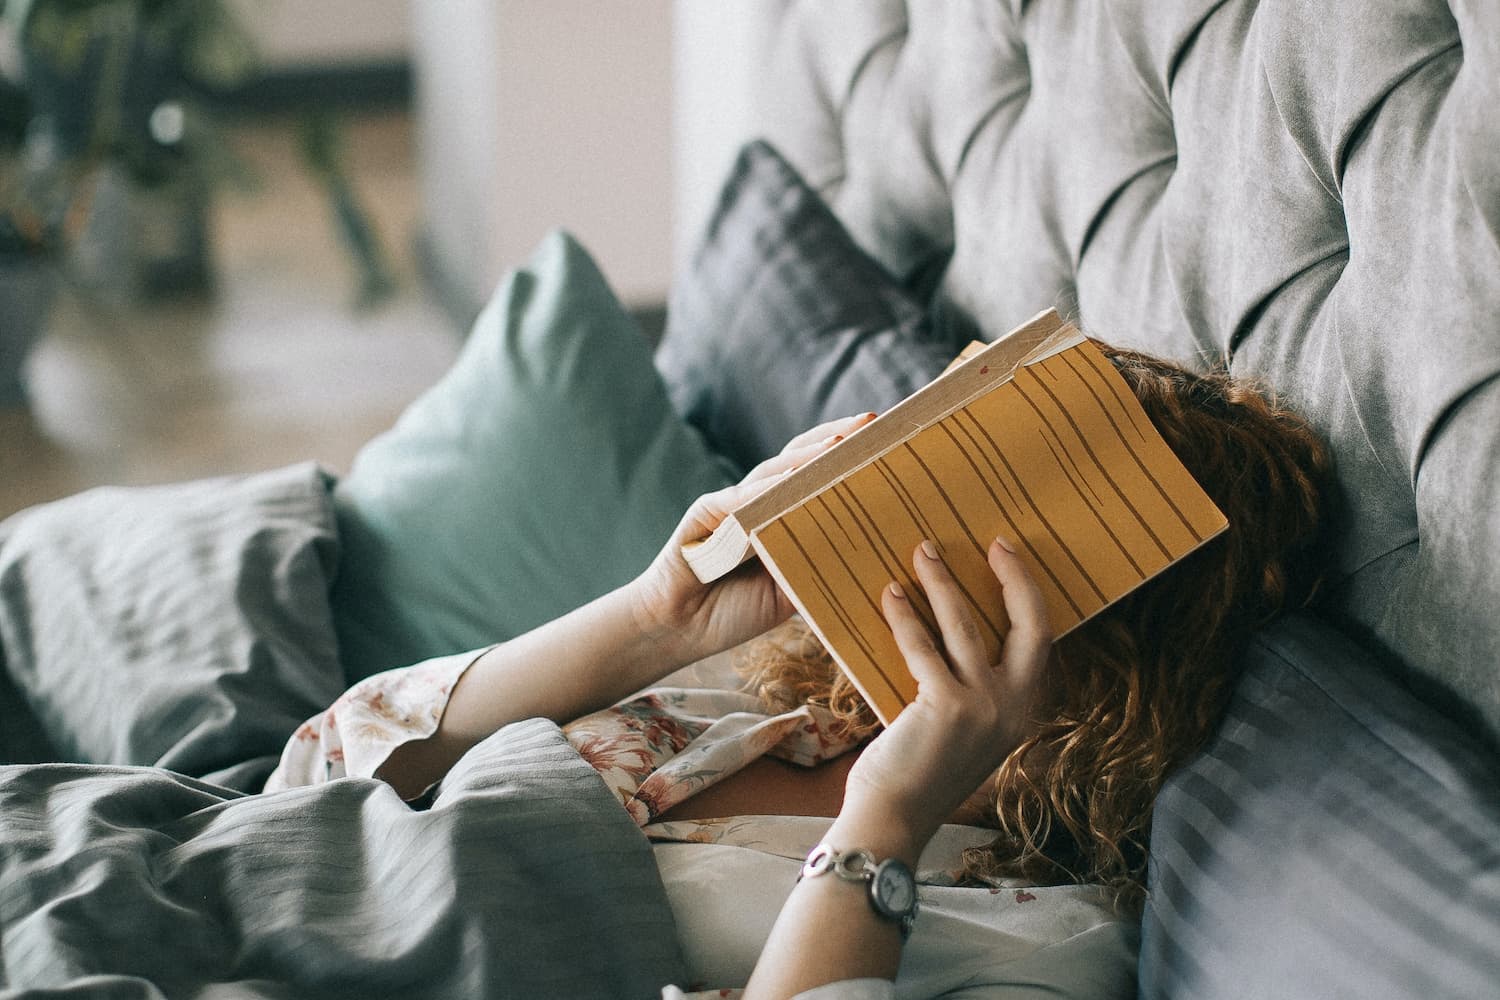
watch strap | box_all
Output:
[799,843,918,940]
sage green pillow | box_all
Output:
[330,230,735,681]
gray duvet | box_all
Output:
[0,722,685,998]
[0,466,687,998]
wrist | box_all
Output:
[823,808,934,871]
[622,574,701,667]
[799,843,919,943]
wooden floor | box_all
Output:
[0,111,461,522]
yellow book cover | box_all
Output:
[685,310,1227,725]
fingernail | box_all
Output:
[820,433,844,447]
[888,580,906,600]
[993,535,1016,554]
[920,539,940,560]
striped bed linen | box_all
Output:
[1140,612,1500,999]
[0,718,687,998]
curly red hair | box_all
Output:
[736,341,1335,911]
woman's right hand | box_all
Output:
[835,536,1054,856]
[628,412,878,664]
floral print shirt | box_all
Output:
[562,685,864,826]
[264,646,863,810]
[265,648,1137,1000]
[264,647,482,793]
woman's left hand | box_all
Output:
[742,538,1054,999]
[838,537,1054,851]
[629,412,878,664]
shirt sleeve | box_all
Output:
[262,646,492,794]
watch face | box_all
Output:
[873,860,916,915]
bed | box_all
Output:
[2,2,1498,998]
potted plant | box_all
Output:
[0,69,55,406]
[0,0,394,406]
[3,0,261,298]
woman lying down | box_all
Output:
[267,344,1332,999]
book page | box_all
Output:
[753,337,1227,725]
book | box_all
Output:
[683,309,1228,725]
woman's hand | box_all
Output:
[629,412,877,664]
[742,538,1052,998]
[837,537,1054,854]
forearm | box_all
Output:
[744,808,934,999]
[375,417,876,800]
[378,580,695,797]
[747,536,1049,996]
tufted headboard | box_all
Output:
[750,0,1500,747]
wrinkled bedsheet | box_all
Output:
[0,719,686,998]
[0,467,686,997]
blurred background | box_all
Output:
[0,0,781,521]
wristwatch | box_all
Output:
[799,843,919,940]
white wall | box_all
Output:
[232,0,410,69]
[670,1,784,274]
[411,1,675,310]
[412,0,503,309]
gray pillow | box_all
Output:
[1140,611,1500,999]
[0,462,346,791]
[656,140,966,475]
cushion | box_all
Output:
[1140,611,1500,1000]
[0,461,345,791]
[749,0,1500,748]
[655,139,967,476]
[330,230,735,681]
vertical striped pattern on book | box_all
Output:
[753,336,1227,725]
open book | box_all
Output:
[683,309,1228,725]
